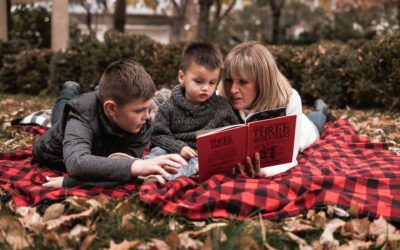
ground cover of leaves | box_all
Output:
[0,93,399,249]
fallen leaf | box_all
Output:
[338,239,373,250]
[191,221,207,228]
[69,224,89,239]
[320,218,345,247]
[64,196,89,211]
[202,234,212,250]
[214,227,227,242]
[42,231,68,248]
[237,236,260,250]
[327,204,349,218]
[351,217,370,239]
[45,206,98,230]
[165,230,180,248]
[91,194,110,206]
[43,203,65,221]
[188,222,227,237]
[14,206,32,217]
[19,206,43,235]
[80,234,96,250]
[112,200,136,216]
[283,217,314,232]
[313,211,326,228]
[286,232,312,250]
[341,221,354,236]
[348,201,359,218]
[376,232,400,246]
[369,216,396,236]
[106,239,139,250]
[121,213,135,232]
[178,232,203,249]
[150,238,171,250]
[0,216,31,249]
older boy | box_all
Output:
[145,42,240,180]
[34,59,186,188]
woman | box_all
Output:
[219,41,334,178]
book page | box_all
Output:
[247,115,296,167]
[197,126,247,183]
[196,124,244,137]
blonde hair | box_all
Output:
[220,41,292,111]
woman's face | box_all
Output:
[225,76,258,110]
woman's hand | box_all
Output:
[131,154,187,179]
[42,176,64,188]
[236,152,266,178]
[180,146,197,160]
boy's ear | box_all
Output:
[178,70,185,84]
[103,100,117,117]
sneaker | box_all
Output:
[138,175,166,185]
[63,81,80,92]
[314,99,336,122]
[108,152,135,159]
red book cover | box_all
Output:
[197,114,296,183]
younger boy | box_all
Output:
[33,59,186,188]
[146,42,240,180]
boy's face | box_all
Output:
[178,62,220,107]
[106,98,152,134]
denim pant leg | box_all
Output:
[51,84,80,125]
[168,156,198,181]
[143,146,168,160]
[306,110,327,134]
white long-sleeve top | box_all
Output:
[238,88,319,177]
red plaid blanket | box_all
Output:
[139,120,400,222]
[2,120,400,222]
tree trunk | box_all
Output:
[51,0,69,51]
[271,9,281,44]
[114,0,126,33]
[0,0,7,41]
[196,0,213,41]
[85,7,92,32]
[398,0,400,28]
[269,0,285,44]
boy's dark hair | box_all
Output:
[98,59,156,106]
[180,41,223,72]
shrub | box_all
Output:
[15,49,53,94]
[2,31,399,109]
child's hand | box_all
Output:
[131,154,187,179]
[180,146,197,160]
[42,176,64,188]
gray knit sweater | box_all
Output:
[151,84,240,153]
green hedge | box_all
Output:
[0,32,399,109]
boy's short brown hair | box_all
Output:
[180,41,223,72]
[98,59,156,106]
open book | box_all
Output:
[196,107,296,183]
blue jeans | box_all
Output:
[306,110,327,134]
[51,83,80,125]
[144,146,198,180]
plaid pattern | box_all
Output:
[2,120,400,223]
[140,120,400,222]
[1,125,138,206]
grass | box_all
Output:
[0,93,399,249]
